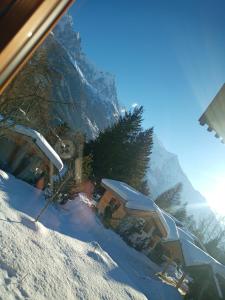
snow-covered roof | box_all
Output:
[158,211,198,245]
[14,125,63,171]
[177,228,195,244]
[160,211,179,242]
[102,179,156,212]
[169,214,185,228]
[180,238,225,280]
[180,238,225,297]
[0,116,63,171]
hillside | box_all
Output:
[0,170,182,300]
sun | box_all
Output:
[206,179,225,215]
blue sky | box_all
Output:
[70,0,225,211]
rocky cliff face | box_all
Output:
[42,13,120,139]
[148,135,214,219]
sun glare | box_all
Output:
[206,179,225,214]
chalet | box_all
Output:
[159,213,225,299]
[199,83,225,143]
[181,238,225,300]
[97,179,170,251]
[0,117,63,189]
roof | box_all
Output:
[102,179,156,212]
[157,210,197,244]
[199,83,225,143]
[169,214,185,228]
[0,116,63,171]
[160,211,179,242]
[180,238,225,298]
[101,178,170,238]
[180,238,225,280]
[178,227,195,243]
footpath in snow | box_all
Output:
[0,170,182,300]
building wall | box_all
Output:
[97,190,127,228]
[110,205,127,228]
[162,241,183,264]
[97,190,114,214]
[0,130,50,188]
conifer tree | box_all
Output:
[85,106,153,194]
[154,182,187,221]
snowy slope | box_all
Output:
[148,135,214,219]
[0,171,182,300]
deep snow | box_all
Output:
[0,170,182,300]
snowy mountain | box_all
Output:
[41,13,120,139]
[40,13,213,221]
[0,170,182,300]
[148,135,214,219]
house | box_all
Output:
[199,83,225,143]
[160,211,206,264]
[0,118,63,189]
[160,214,225,299]
[180,238,225,300]
[97,179,170,251]
[159,211,182,262]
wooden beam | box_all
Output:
[0,0,75,94]
[0,0,43,51]
[176,273,186,289]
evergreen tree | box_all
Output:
[155,182,182,210]
[154,182,187,221]
[85,106,153,194]
[173,201,187,221]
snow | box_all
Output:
[160,211,179,242]
[0,171,182,300]
[86,117,99,138]
[159,217,196,244]
[14,125,63,172]
[0,116,63,171]
[73,60,90,86]
[102,179,156,212]
[180,238,225,280]
[177,228,195,244]
[180,238,225,297]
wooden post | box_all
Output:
[176,272,186,289]
[75,132,84,185]
[34,173,72,222]
[49,162,54,192]
[75,157,82,184]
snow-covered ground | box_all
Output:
[0,170,182,300]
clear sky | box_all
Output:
[70,0,225,212]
